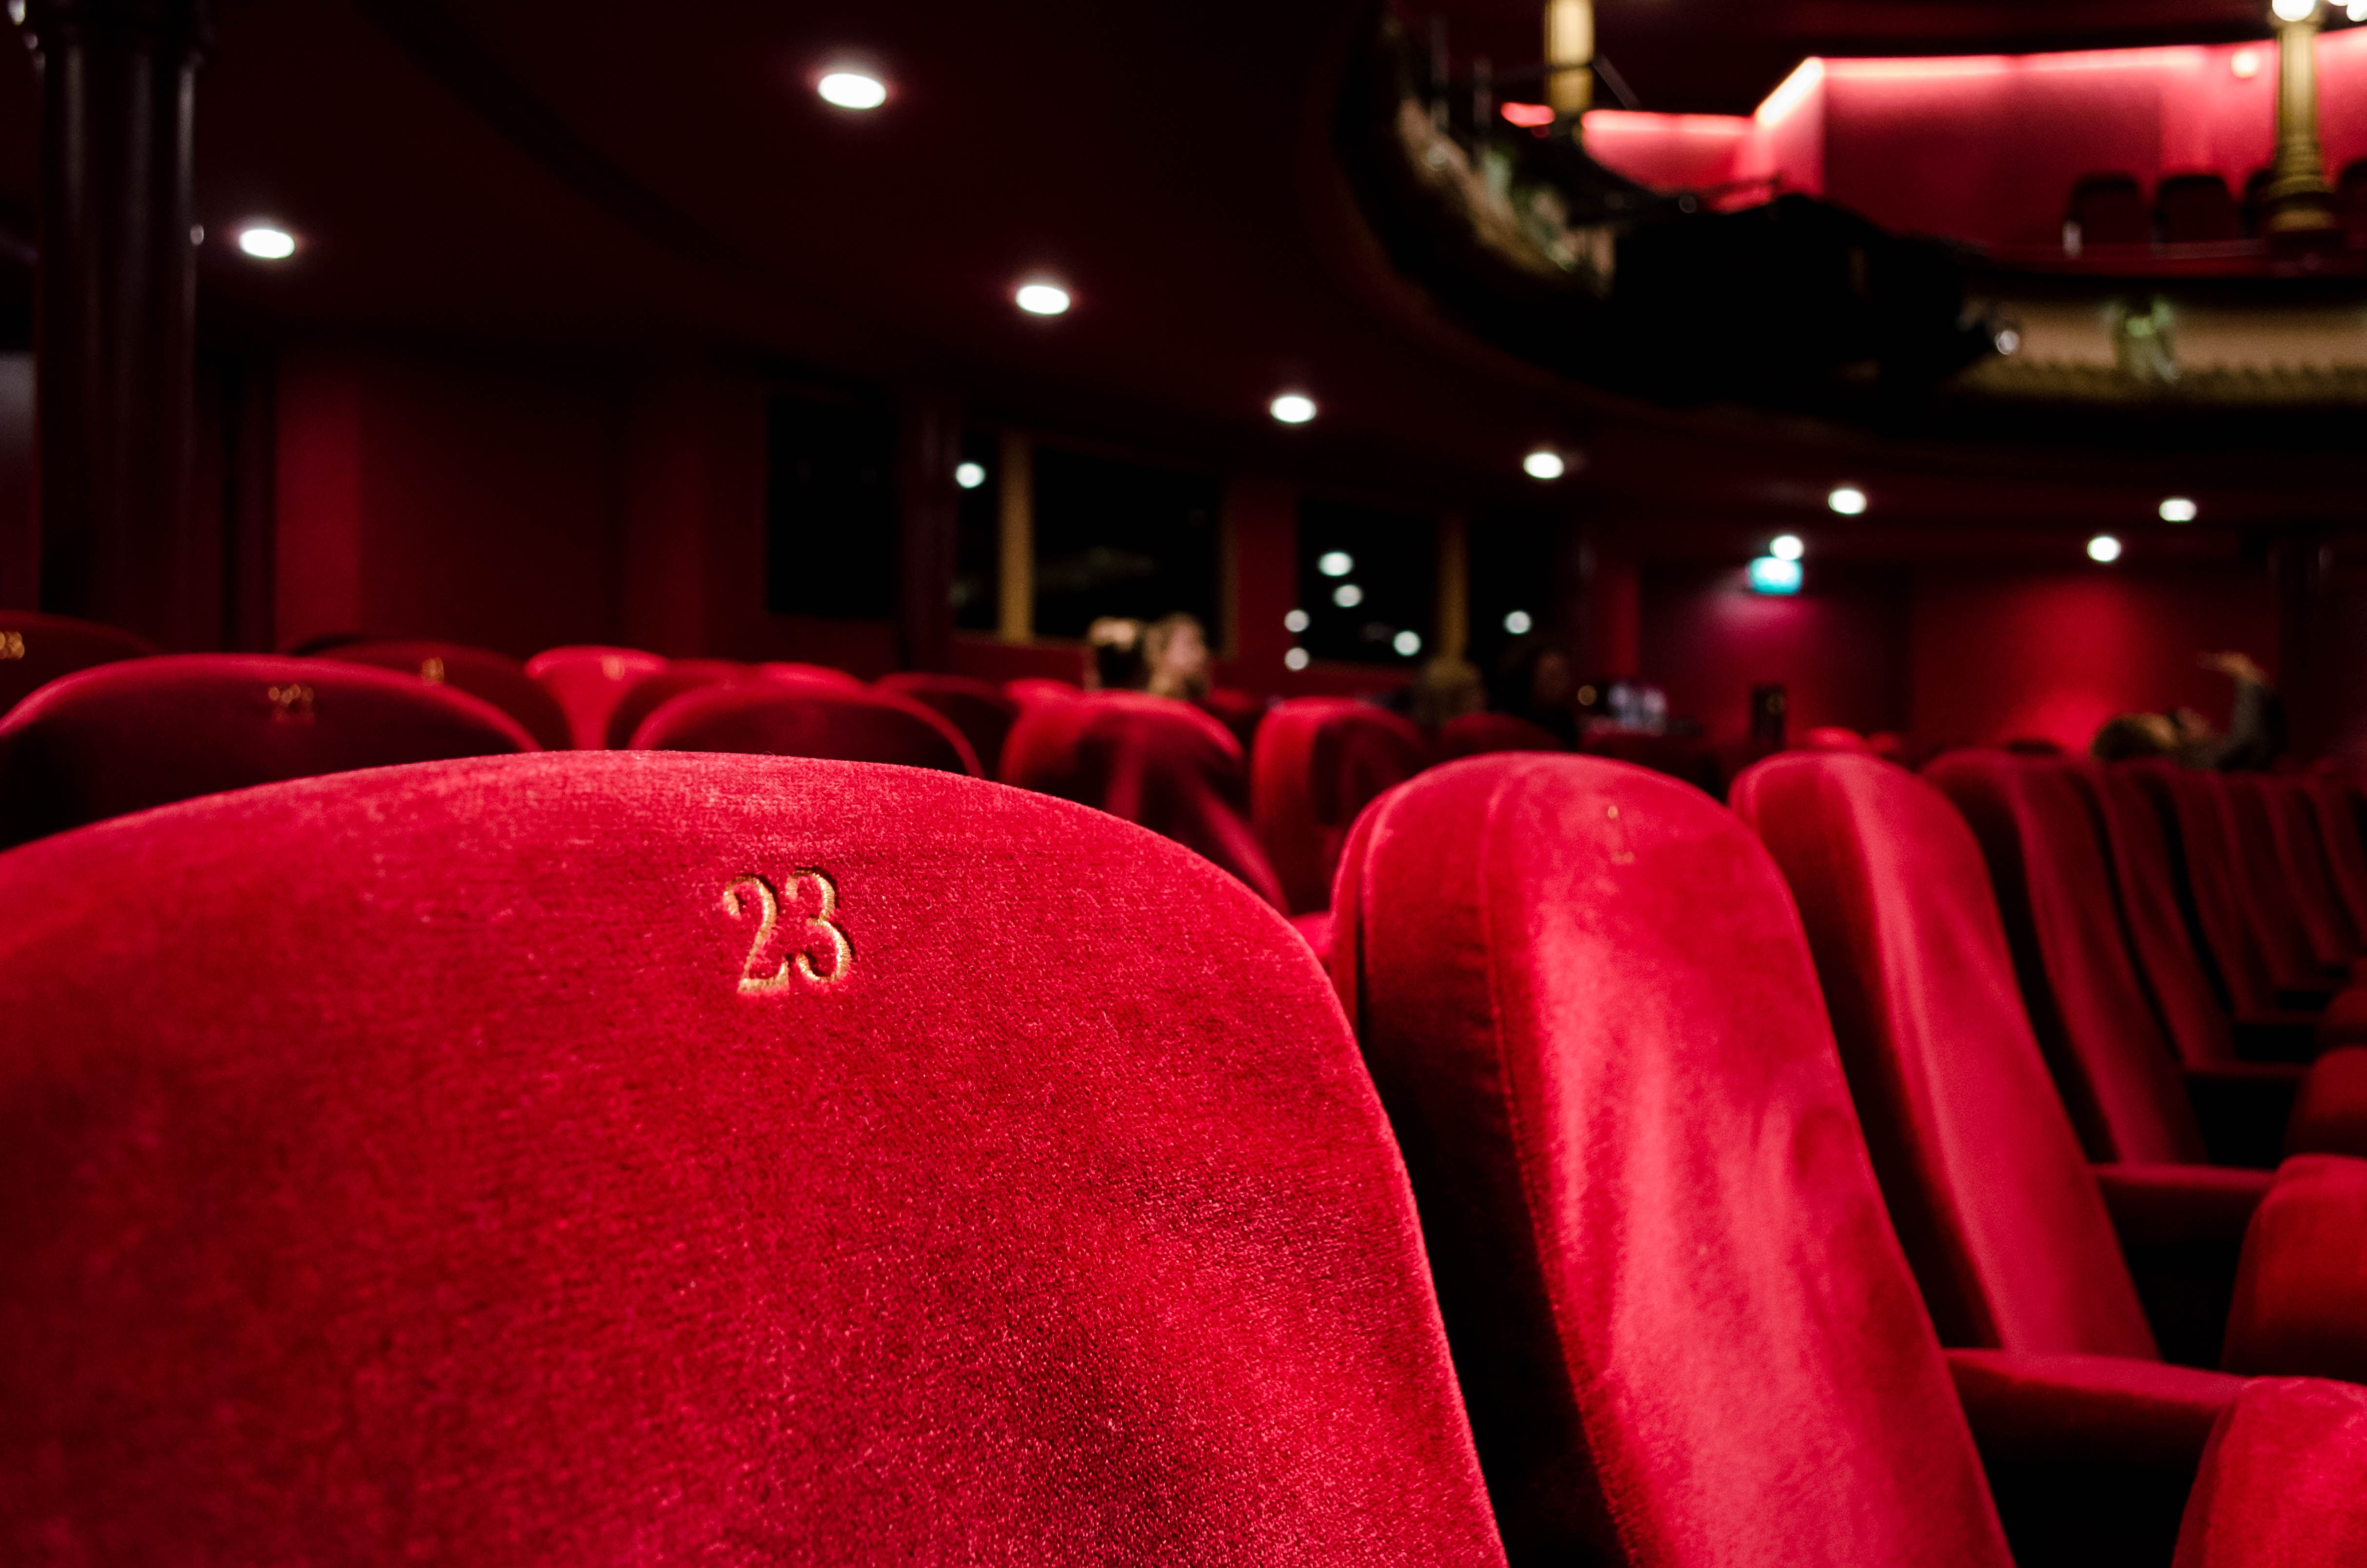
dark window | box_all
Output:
[765,392,897,619]
[1031,446,1220,641]
[1467,509,1565,669]
[1293,499,1434,666]
[951,428,999,632]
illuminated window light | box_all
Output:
[2232,49,2261,78]
[237,225,296,260]
[1014,281,1071,316]
[1503,608,1533,635]
[2088,534,2123,563]
[1270,392,1316,425]
[1283,608,1310,633]
[1317,550,1353,577]
[1770,533,1804,561]
[818,71,888,110]
[2158,496,2198,523]
[1393,629,1423,657]
[1332,583,1364,608]
[954,461,986,490]
[1284,647,1311,671]
[1826,486,1867,516]
[1747,556,1803,595]
[1500,102,1555,128]
[1523,449,1566,481]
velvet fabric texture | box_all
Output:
[2130,764,2325,1015]
[2287,1046,2367,1156]
[324,639,575,751]
[631,681,981,775]
[2220,774,2352,987]
[0,654,534,848]
[1433,712,1564,760]
[1250,699,1429,915]
[878,672,1019,778]
[0,752,1506,1566]
[2173,1377,2367,1568]
[604,660,749,748]
[2304,773,2367,938]
[1003,691,1286,909]
[2258,778,2363,971]
[2221,1154,2367,1383]
[526,645,667,749]
[1199,687,1268,752]
[0,611,156,717]
[1331,753,2013,1567]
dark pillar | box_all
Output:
[21,0,208,642]
[894,389,960,672]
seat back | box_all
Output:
[0,610,156,717]
[526,645,668,749]
[0,655,534,847]
[1004,691,1285,909]
[2221,775,2341,986]
[2070,173,2151,245]
[2068,762,2237,1066]
[1250,698,1428,914]
[0,752,1504,1565]
[756,662,863,687]
[2305,772,2367,938]
[2157,173,2240,243]
[1198,687,1268,752]
[877,672,1019,778]
[2261,777,2362,966]
[2131,764,2282,1018]
[1435,711,1563,760]
[1927,753,2206,1164]
[604,660,747,748]
[632,682,981,776]
[325,639,574,751]
[1333,754,2009,1566]
[1732,752,2157,1359]
[1803,725,1872,752]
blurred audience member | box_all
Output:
[1488,633,1579,746]
[2092,651,2285,770]
[1083,617,1147,692]
[1142,613,1213,702]
[1408,656,1485,729]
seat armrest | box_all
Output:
[2182,1062,2305,1170]
[2093,1163,2274,1249]
[2225,1155,2367,1383]
[2176,1377,2367,1567]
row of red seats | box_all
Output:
[8,744,2367,1561]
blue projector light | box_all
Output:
[1747,555,1803,595]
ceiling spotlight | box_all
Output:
[2158,496,2198,523]
[1014,281,1071,316]
[2088,533,2123,563]
[1747,556,1803,595]
[817,71,888,110]
[1270,392,1316,425]
[2271,0,2316,21]
[1523,449,1566,481]
[1332,583,1364,608]
[1503,608,1533,635]
[954,461,986,490]
[2350,0,2366,21]
[236,225,296,260]
[1770,533,1805,561]
[1284,647,1311,671]
[1283,608,1310,633]
[1393,629,1424,657]
[1317,550,1353,577]
[1826,486,1867,516]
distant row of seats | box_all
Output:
[2068,162,2367,247]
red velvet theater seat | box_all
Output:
[2254,777,2364,975]
[603,659,748,749]
[757,661,863,686]
[1802,724,1873,752]
[1433,711,1562,760]
[2219,774,2357,988]
[1199,686,1268,752]
[322,639,575,751]
[877,672,1019,779]
[0,752,1506,1565]
[2305,772,2367,939]
[0,610,156,717]
[630,681,981,775]
[1003,690,1286,909]
[527,645,666,749]
[0,654,534,848]
[1249,698,1428,915]
[1331,753,2367,1567]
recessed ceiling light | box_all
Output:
[954,461,986,490]
[1317,550,1353,577]
[236,225,296,260]
[1770,534,1805,561]
[1826,486,1867,516]
[1014,281,1071,316]
[1283,608,1310,633]
[1284,647,1311,671]
[817,71,888,110]
[2088,533,2123,563]
[1270,392,1316,425]
[1393,629,1423,657]
[1524,449,1566,481]
[1332,583,1364,608]
[2158,496,2198,523]
[1503,609,1533,635]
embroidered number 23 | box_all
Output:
[722,871,853,992]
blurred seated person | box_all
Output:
[1083,617,1147,692]
[1488,633,1579,746]
[1142,613,1213,703]
[2092,651,2285,771]
[1408,656,1485,729]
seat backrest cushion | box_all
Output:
[604,661,749,749]
[526,645,668,750]
[2174,1377,2367,1568]
[1435,712,1563,761]
[1333,753,2010,1568]
[325,639,575,751]
[1250,699,1429,915]
[1732,753,2158,1359]
[631,682,982,776]
[0,654,535,848]
[877,672,1020,779]
[2264,778,2361,962]
[0,611,157,718]
[2131,764,2280,1017]
[2220,775,2339,987]
[2305,773,2367,939]
[0,752,1505,1566]
[1927,753,2206,1165]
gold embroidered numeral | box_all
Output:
[722,871,852,993]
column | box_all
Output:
[22,0,210,641]
[995,431,1032,643]
[2264,1,2336,238]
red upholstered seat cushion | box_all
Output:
[1803,725,1872,752]
[1198,687,1268,752]
[0,654,535,848]
[604,660,748,748]
[2222,775,2351,988]
[2174,1377,2367,1567]
[756,661,863,686]
[2260,778,2363,966]
[630,681,981,775]
[877,672,1019,779]
[1003,691,1286,909]
[0,752,1505,1565]
[2130,764,2293,1019]
[1249,698,1429,915]
[1433,711,1563,760]
[527,645,668,749]
[323,639,575,751]
[2285,1045,2367,1156]
[2304,772,2367,938]
[1732,752,2160,1358]
[1332,753,2012,1566]
[0,611,156,718]
[1003,676,1081,708]
[2222,1154,2367,1383]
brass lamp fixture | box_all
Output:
[2263,0,2338,237]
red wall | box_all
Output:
[1643,561,1913,751]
